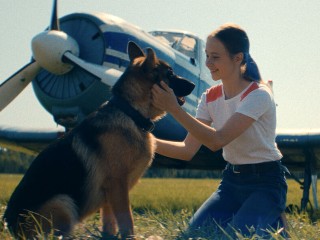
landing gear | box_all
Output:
[288,148,318,211]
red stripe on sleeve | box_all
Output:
[240,82,259,101]
[206,85,223,103]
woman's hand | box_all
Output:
[152,81,180,113]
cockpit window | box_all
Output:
[175,36,196,59]
[150,31,197,59]
[150,32,183,47]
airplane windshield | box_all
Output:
[150,31,197,59]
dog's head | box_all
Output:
[112,41,195,121]
[127,42,195,100]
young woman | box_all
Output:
[151,23,288,237]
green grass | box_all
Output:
[0,174,22,205]
[0,174,319,239]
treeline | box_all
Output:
[145,167,222,178]
[0,148,307,179]
[0,148,34,173]
[0,147,222,178]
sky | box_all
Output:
[0,0,319,131]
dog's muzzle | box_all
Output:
[165,69,195,105]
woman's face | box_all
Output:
[205,37,238,81]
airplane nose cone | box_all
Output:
[32,30,79,75]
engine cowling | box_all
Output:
[32,13,112,129]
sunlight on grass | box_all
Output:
[0,175,319,239]
[130,178,219,212]
[0,174,22,204]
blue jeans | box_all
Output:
[189,161,288,237]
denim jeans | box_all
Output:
[189,161,288,237]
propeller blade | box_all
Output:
[63,51,122,87]
[50,0,59,30]
[0,61,41,111]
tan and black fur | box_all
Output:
[3,41,194,239]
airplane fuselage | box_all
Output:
[31,12,213,137]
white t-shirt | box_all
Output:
[195,81,283,164]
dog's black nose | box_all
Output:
[168,74,195,97]
[166,68,195,97]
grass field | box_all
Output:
[0,174,319,239]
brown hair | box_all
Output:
[208,23,261,82]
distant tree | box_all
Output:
[0,147,34,173]
[144,167,222,179]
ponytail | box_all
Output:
[242,53,261,82]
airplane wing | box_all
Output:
[276,129,320,170]
[0,126,64,155]
[1,126,319,170]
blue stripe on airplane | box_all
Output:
[104,55,130,68]
[102,31,200,89]
[103,32,144,55]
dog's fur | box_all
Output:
[3,42,194,239]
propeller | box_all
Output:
[63,52,120,86]
[0,0,60,112]
[0,61,41,111]
[50,0,59,31]
[0,0,118,112]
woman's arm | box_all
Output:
[156,119,211,161]
[152,81,255,152]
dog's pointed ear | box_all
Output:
[128,41,145,62]
[142,48,158,71]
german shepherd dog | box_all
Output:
[3,41,195,239]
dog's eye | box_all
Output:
[166,68,174,79]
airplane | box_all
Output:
[0,0,319,212]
